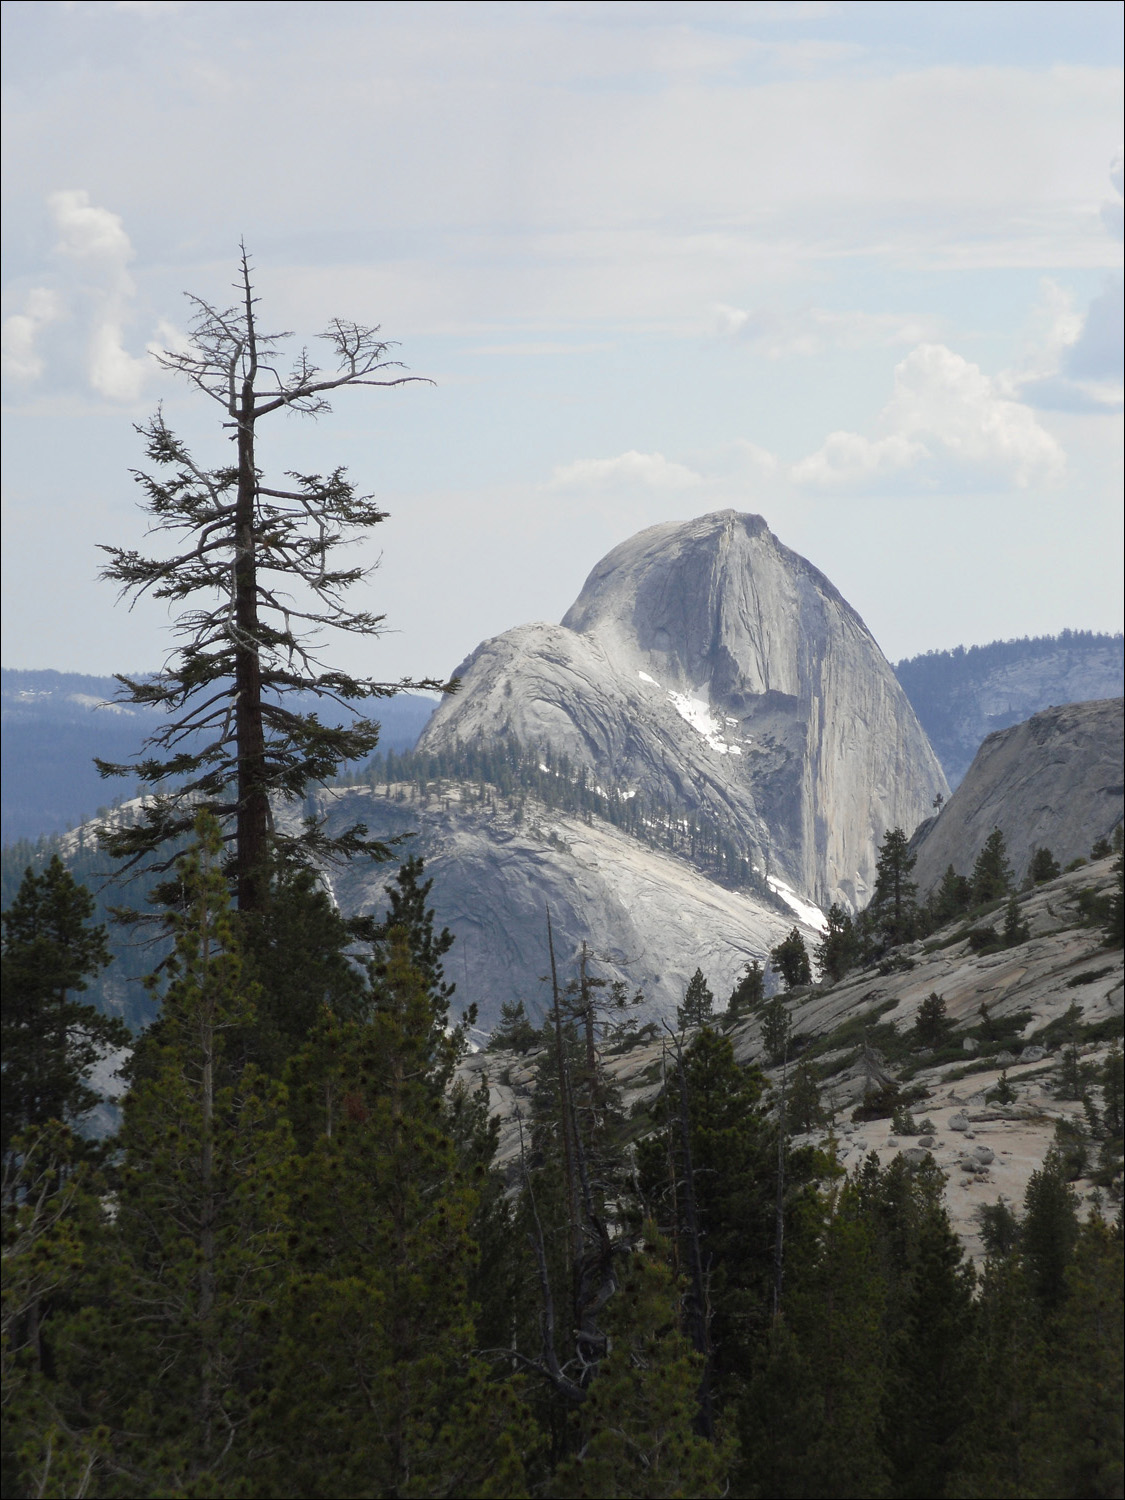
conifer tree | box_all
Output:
[97,250,449,910]
[971,828,1014,905]
[677,967,714,1029]
[1020,1148,1079,1314]
[870,827,917,948]
[1001,892,1030,947]
[913,991,951,1049]
[950,1253,1046,1497]
[760,996,793,1065]
[737,1186,888,1499]
[269,931,534,1498]
[236,862,372,1078]
[814,903,858,984]
[635,1031,782,1405]
[931,863,972,925]
[50,814,294,1495]
[1024,1212,1124,1498]
[786,1061,825,1133]
[369,853,474,1091]
[1027,846,1061,885]
[769,927,811,990]
[1,857,126,1160]
[726,958,764,1021]
[552,1229,728,1499]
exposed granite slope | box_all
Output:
[311,783,820,1029]
[911,697,1124,893]
[419,511,946,910]
[466,857,1123,1257]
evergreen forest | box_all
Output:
[2,817,1123,1499]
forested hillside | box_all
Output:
[3,815,1122,1498]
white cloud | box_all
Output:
[2,190,156,403]
[793,343,1066,491]
[791,430,928,489]
[49,189,134,264]
[712,301,936,356]
[1,288,64,382]
[547,450,706,492]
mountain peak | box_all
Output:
[421,512,946,909]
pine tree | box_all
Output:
[48,813,294,1495]
[1,857,126,1160]
[854,1156,977,1500]
[737,1187,888,1499]
[971,828,1013,905]
[0,1122,109,1499]
[1024,1212,1124,1499]
[1102,1044,1123,1138]
[787,1061,825,1133]
[950,1254,1046,1498]
[552,1229,729,1499]
[930,864,972,925]
[677,968,714,1030]
[1105,849,1124,948]
[869,827,917,948]
[635,1031,784,1405]
[96,249,449,910]
[726,959,764,1022]
[1026,846,1060,885]
[1001,893,1030,947]
[760,997,793,1066]
[814,904,859,984]
[1021,1148,1079,1314]
[369,853,474,1091]
[236,862,372,1079]
[913,992,951,1049]
[769,928,811,991]
[268,932,535,1498]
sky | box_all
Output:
[2,0,1123,688]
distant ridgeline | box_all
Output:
[0,667,438,844]
[895,629,1125,788]
[344,733,787,909]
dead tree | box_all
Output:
[98,246,449,909]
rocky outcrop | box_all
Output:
[895,635,1124,787]
[313,783,818,1028]
[911,698,1124,893]
[419,512,946,910]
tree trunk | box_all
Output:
[234,259,268,912]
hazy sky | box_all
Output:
[3,0,1122,687]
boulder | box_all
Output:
[949,1113,971,1132]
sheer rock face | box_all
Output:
[419,511,946,909]
[911,697,1125,893]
